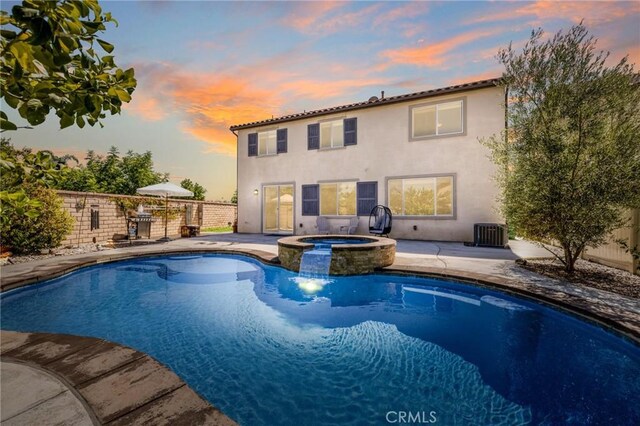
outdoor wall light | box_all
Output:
[253,189,259,196]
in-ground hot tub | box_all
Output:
[278,234,396,275]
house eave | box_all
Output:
[229,77,502,131]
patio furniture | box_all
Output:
[317,216,330,234]
[340,217,359,235]
[369,205,392,237]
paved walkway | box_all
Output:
[0,330,235,425]
[1,361,95,425]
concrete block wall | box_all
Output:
[57,191,237,246]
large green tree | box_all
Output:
[58,146,169,195]
[484,24,640,273]
[1,0,136,130]
[180,178,206,201]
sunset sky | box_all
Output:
[3,0,639,201]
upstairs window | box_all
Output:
[308,118,357,150]
[258,130,277,156]
[248,128,287,156]
[320,120,344,148]
[411,99,464,139]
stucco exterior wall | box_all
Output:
[236,86,505,242]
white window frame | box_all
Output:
[319,181,356,216]
[258,129,277,156]
[319,119,344,149]
[387,174,456,218]
[409,98,465,141]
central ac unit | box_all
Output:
[473,223,508,248]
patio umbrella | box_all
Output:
[137,183,193,241]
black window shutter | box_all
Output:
[307,124,319,150]
[248,133,258,156]
[90,209,100,231]
[277,129,288,154]
[344,117,357,146]
[357,181,377,216]
[301,184,319,216]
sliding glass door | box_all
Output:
[263,184,294,234]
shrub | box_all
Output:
[2,185,74,254]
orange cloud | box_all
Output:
[131,62,281,156]
[380,29,500,68]
[468,0,636,26]
[125,96,167,121]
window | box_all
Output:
[320,120,344,148]
[258,130,277,156]
[411,99,463,139]
[249,129,287,157]
[308,118,357,150]
[388,176,454,216]
[320,182,356,215]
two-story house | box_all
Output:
[230,78,506,242]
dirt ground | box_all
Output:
[518,258,640,299]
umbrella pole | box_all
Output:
[164,194,168,240]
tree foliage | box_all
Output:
[57,146,170,195]
[230,189,237,204]
[180,178,206,201]
[484,24,640,273]
[1,138,65,232]
[1,0,136,130]
[1,184,73,253]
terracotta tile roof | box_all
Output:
[229,77,501,131]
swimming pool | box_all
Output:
[1,254,638,425]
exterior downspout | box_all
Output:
[504,85,510,235]
[231,128,239,233]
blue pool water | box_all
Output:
[1,254,639,425]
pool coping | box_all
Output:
[278,234,395,252]
[0,330,236,425]
[1,245,638,343]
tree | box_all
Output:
[0,139,74,252]
[484,24,640,273]
[2,184,73,253]
[230,189,237,204]
[180,178,206,201]
[1,0,136,130]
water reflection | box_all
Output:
[248,262,637,423]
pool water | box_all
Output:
[1,254,639,425]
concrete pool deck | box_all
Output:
[0,330,236,425]
[1,234,639,424]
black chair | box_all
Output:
[369,205,392,236]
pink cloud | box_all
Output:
[467,0,637,26]
[372,3,430,28]
[380,29,501,68]
[282,1,346,32]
